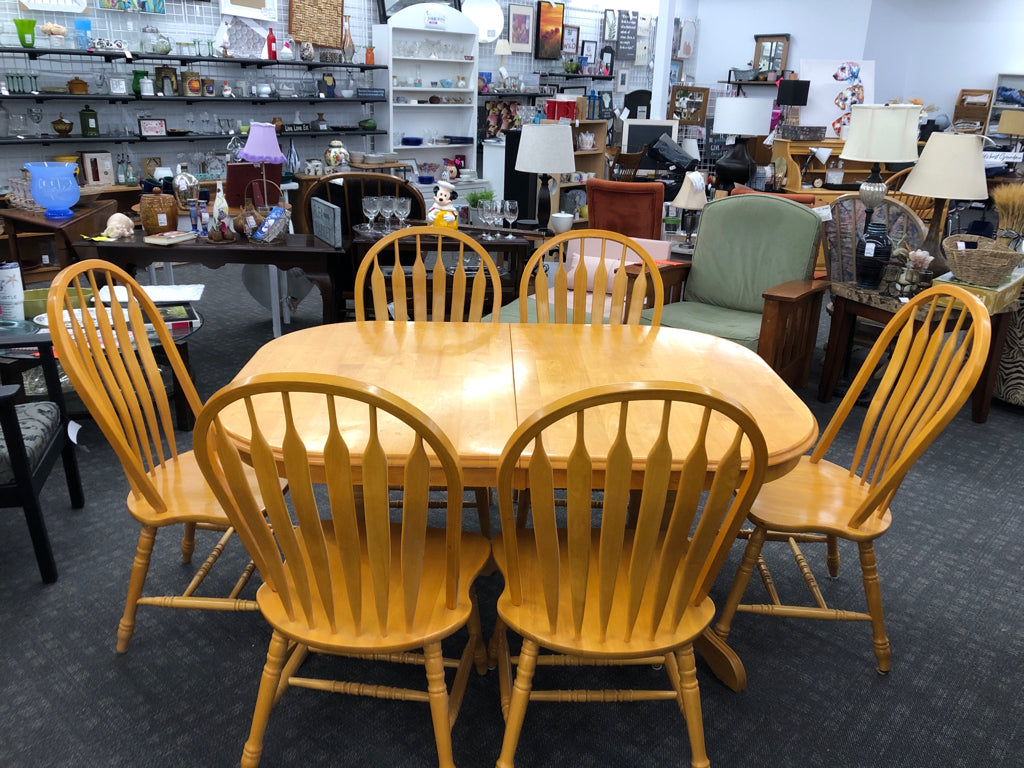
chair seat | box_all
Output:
[646,301,762,351]
[495,296,587,324]
[257,522,492,654]
[0,402,60,485]
[493,529,716,657]
[748,456,893,541]
[125,450,272,528]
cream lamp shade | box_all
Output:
[900,132,988,201]
[838,104,921,163]
[713,97,774,137]
[494,38,512,58]
[515,123,575,229]
[672,171,707,210]
[515,123,576,175]
[901,132,988,275]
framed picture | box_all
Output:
[508,3,534,54]
[616,67,630,93]
[561,24,579,55]
[599,45,615,77]
[603,9,617,41]
[138,118,167,137]
[376,0,460,23]
[669,85,709,126]
[669,58,684,84]
[398,158,419,177]
[535,2,564,60]
[108,76,128,95]
[581,39,597,63]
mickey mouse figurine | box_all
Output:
[428,180,459,229]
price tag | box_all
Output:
[865,242,876,257]
[813,205,832,222]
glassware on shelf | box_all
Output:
[361,195,381,233]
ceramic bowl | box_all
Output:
[340,89,355,98]
[440,78,453,88]
[550,213,575,234]
[348,151,364,163]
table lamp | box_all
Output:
[900,132,988,275]
[838,104,921,287]
[671,170,707,248]
[494,37,512,87]
[515,123,576,229]
[713,97,774,189]
[775,79,809,138]
[236,122,286,208]
[996,109,1024,164]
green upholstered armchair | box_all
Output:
[643,194,826,388]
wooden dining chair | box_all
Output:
[490,381,769,768]
[193,373,491,768]
[354,225,503,323]
[714,285,991,674]
[609,144,647,181]
[47,260,269,652]
[295,171,426,237]
[508,229,665,325]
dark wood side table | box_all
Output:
[819,281,1017,423]
[0,200,117,284]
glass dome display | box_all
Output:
[26,162,80,219]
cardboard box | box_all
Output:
[80,152,114,186]
[932,269,1024,313]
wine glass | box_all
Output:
[378,195,396,233]
[502,199,519,238]
[479,199,495,240]
[361,195,381,233]
[199,111,210,133]
[394,196,411,229]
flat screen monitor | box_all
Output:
[621,119,680,172]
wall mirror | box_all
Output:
[753,34,789,74]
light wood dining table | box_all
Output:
[225,321,819,691]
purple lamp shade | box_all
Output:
[237,122,286,164]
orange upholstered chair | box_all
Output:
[586,178,664,240]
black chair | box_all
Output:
[0,334,84,583]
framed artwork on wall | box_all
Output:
[581,39,597,63]
[616,67,630,93]
[535,2,564,60]
[669,58,683,83]
[562,24,579,55]
[138,118,167,137]
[603,9,617,41]
[508,3,534,54]
[599,45,615,77]
[668,85,709,126]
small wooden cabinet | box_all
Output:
[771,138,902,206]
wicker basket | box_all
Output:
[943,234,1022,288]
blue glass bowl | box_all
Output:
[26,162,80,219]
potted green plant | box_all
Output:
[464,189,494,225]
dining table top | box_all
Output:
[226,321,818,487]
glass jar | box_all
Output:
[139,189,178,235]
[78,105,100,138]
[142,25,171,55]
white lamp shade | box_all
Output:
[494,38,512,57]
[997,109,1024,137]
[900,132,988,201]
[515,123,576,175]
[838,104,921,163]
[713,97,774,137]
[671,171,707,210]
[679,138,700,161]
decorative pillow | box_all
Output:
[562,237,665,294]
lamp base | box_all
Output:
[536,173,553,230]
[715,140,754,190]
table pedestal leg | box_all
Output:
[694,628,747,692]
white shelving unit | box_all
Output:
[989,73,1024,147]
[374,4,479,176]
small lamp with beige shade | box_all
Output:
[671,170,707,249]
[901,132,989,275]
[996,109,1024,163]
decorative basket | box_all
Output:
[241,179,291,245]
[943,234,1022,288]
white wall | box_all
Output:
[866,0,1024,113]
[690,0,873,91]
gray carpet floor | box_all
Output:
[1,263,1022,767]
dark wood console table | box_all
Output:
[72,232,349,324]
